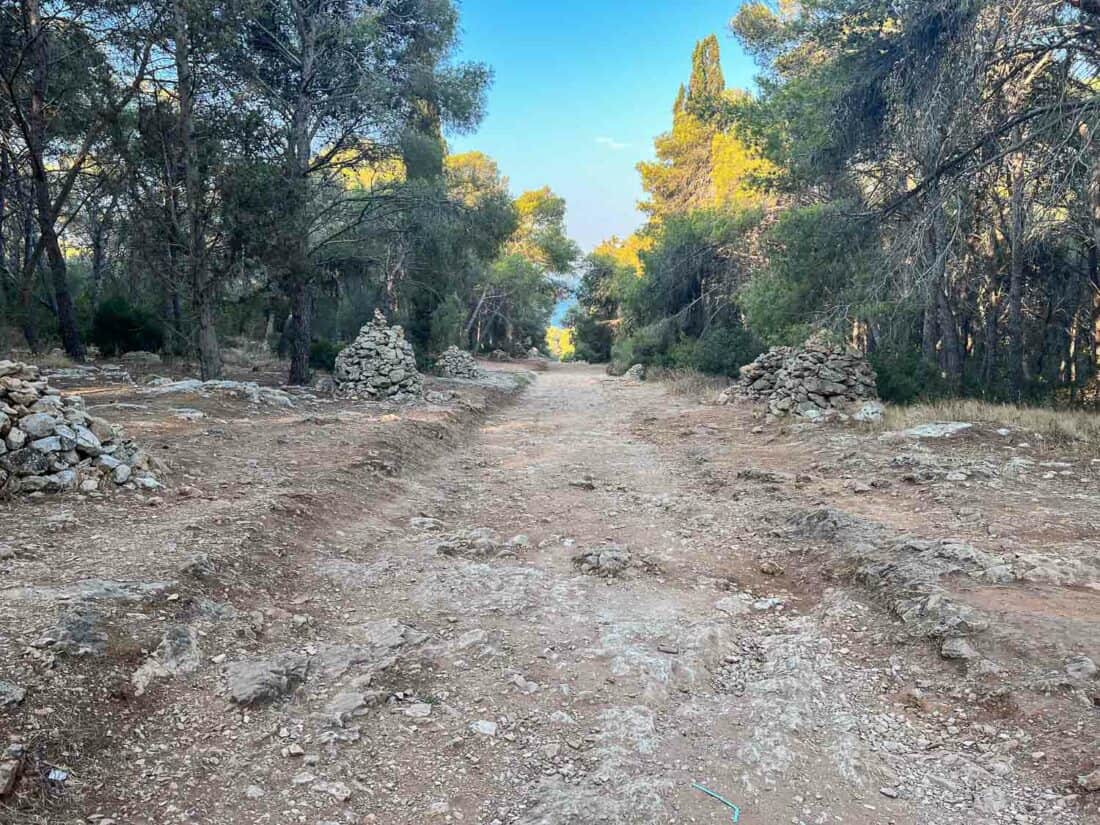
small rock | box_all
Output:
[0,757,21,797]
[854,402,885,424]
[759,561,784,576]
[752,597,783,612]
[313,780,352,801]
[1066,655,1098,680]
[940,637,979,661]
[324,692,369,727]
[572,545,631,577]
[470,719,498,737]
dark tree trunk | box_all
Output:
[1006,160,1027,400]
[287,281,313,385]
[925,201,962,386]
[19,281,38,354]
[277,3,318,387]
[937,285,962,384]
[1088,150,1100,379]
[196,292,221,381]
[173,0,222,379]
[19,183,38,352]
[0,150,8,282]
[90,209,108,305]
[24,0,84,360]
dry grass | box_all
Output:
[648,367,730,404]
[883,398,1100,455]
[221,338,285,372]
[23,350,76,369]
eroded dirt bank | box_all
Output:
[2,363,1098,825]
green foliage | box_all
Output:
[478,254,558,351]
[309,339,340,372]
[870,346,939,405]
[90,298,165,357]
[568,305,614,363]
[610,320,762,378]
[429,293,468,353]
[626,208,763,339]
[570,251,639,363]
[508,187,580,274]
[686,34,726,121]
[610,321,678,371]
[674,323,764,376]
[741,203,877,345]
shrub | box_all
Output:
[309,338,341,372]
[611,321,677,372]
[676,324,764,376]
[614,322,762,378]
[429,293,468,354]
[90,297,164,357]
[869,346,949,404]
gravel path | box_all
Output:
[2,363,1093,824]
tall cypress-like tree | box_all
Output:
[686,34,725,121]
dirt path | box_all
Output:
[2,363,1095,824]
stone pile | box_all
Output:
[725,337,878,419]
[0,360,160,495]
[334,311,423,400]
[436,346,481,379]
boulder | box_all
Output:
[226,653,310,705]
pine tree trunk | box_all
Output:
[922,199,961,386]
[0,150,7,283]
[1007,158,1027,400]
[281,2,316,387]
[174,0,221,379]
[287,281,312,385]
[24,0,84,361]
[18,187,38,352]
[197,293,222,380]
[1088,149,1100,379]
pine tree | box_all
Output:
[686,34,725,121]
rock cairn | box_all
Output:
[0,360,160,495]
[436,346,481,379]
[334,310,423,400]
[725,337,878,419]
[624,364,646,382]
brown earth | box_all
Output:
[1,362,1097,824]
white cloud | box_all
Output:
[596,136,629,151]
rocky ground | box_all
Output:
[1,362,1098,824]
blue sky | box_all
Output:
[447,0,757,253]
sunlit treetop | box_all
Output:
[593,234,654,277]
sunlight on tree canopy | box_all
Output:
[545,326,575,361]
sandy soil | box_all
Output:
[1,362,1097,824]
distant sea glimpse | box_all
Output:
[552,296,576,327]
